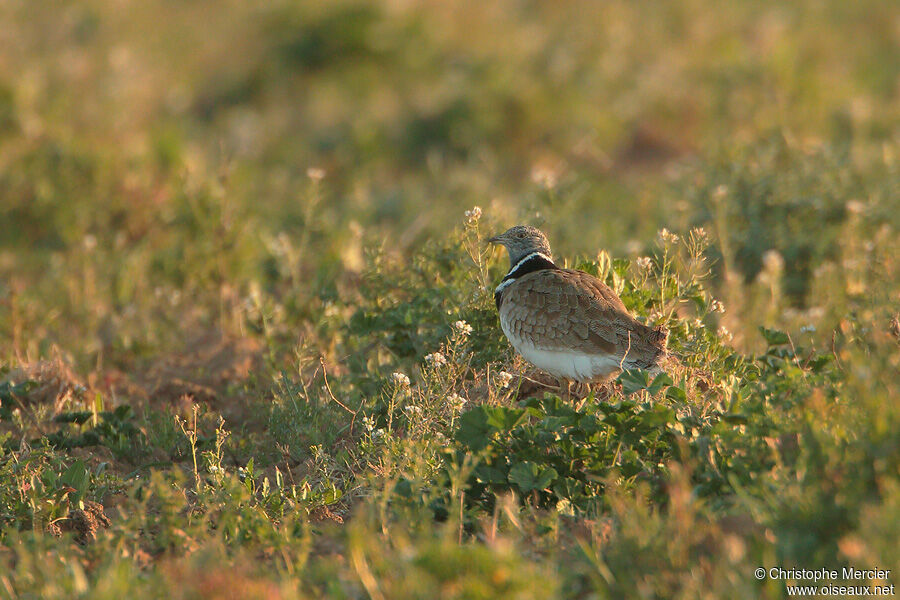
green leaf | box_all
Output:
[508,461,558,492]
[759,326,790,346]
[53,411,93,424]
[618,369,651,395]
[807,355,833,373]
[485,406,527,432]
[540,415,573,434]
[456,406,525,452]
[723,413,749,425]
[456,407,495,452]
[474,464,509,485]
[665,386,687,403]
[647,372,674,395]
[60,460,91,501]
[641,404,675,428]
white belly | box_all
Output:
[500,317,621,382]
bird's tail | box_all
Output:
[626,324,670,373]
[650,325,669,351]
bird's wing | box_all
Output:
[500,268,644,356]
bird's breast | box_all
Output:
[499,308,621,381]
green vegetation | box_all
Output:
[1,0,898,597]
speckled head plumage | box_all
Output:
[487,225,553,267]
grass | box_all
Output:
[1,0,899,597]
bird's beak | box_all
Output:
[485,234,503,245]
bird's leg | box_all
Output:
[552,378,573,401]
[574,382,592,411]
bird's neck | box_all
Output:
[505,251,556,279]
[495,252,557,309]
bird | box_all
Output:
[487,225,668,383]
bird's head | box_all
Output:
[487,225,553,268]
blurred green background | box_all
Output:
[2,0,897,369]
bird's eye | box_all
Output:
[516,232,525,239]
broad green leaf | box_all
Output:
[618,369,651,395]
[456,407,495,452]
[759,326,790,346]
[647,372,674,395]
[509,461,558,492]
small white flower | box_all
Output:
[373,428,386,440]
[762,250,784,273]
[362,415,375,432]
[425,352,448,366]
[306,167,325,182]
[709,299,725,314]
[718,326,733,342]
[448,393,467,409]
[453,320,473,337]
[658,228,679,245]
[464,206,482,223]
[693,318,705,328]
[391,372,410,387]
[636,256,653,271]
[404,405,422,415]
[800,324,816,334]
[846,200,865,215]
[496,371,514,388]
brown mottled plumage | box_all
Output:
[488,225,668,382]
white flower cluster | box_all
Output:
[362,415,375,432]
[306,167,325,181]
[496,371,514,388]
[453,320,473,337]
[636,256,653,271]
[464,206,482,223]
[448,393,467,410]
[718,326,734,342]
[658,228,680,244]
[391,372,410,387]
[425,352,448,366]
[709,299,726,314]
[404,405,423,415]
